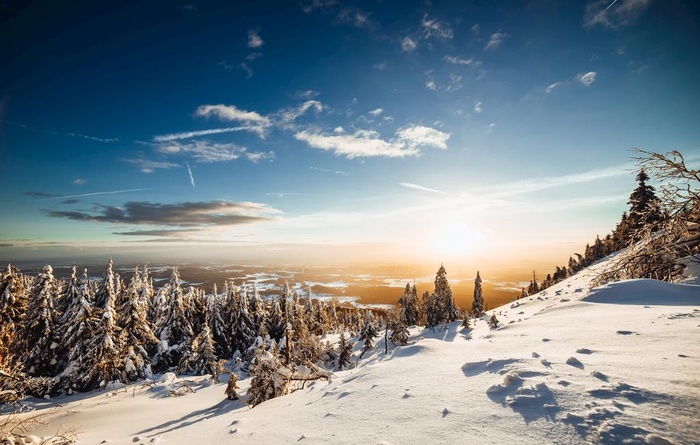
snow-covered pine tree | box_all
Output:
[246,345,286,407]
[178,325,223,382]
[628,169,662,239]
[336,331,354,370]
[24,265,60,377]
[230,284,257,360]
[59,268,95,391]
[471,271,485,317]
[265,299,286,343]
[390,307,409,346]
[488,314,500,329]
[248,285,268,338]
[93,259,117,309]
[206,283,230,357]
[225,372,239,400]
[73,272,121,391]
[358,311,378,358]
[118,266,158,383]
[423,290,440,329]
[434,265,459,323]
[153,267,195,373]
[0,264,28,368]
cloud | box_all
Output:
[24,191,57,199]
[368,108,383,117]
[576,71,598,86]
[425,81,437,91]
[444,55,477,66]
[396,125,450,150]
[474,101,482,113]
[401,36,417,52]
[485,32,508,50]
[194,104,271,137]
[278,100,325,123]
[72,178,87,185]
[545,81,563,93]
[240,63,253,78]
[296,125,450,160]
[584,0,651,29]
[373,62,387,70]
[124,158,180,173]
[155,140,273,164]
[61,199,80,204]
[34,188,152,201]
[185,162,195,188]
[300,0,338,13]
[66,132,119,143]
[421,15,453,39]
[310,166,349,176]
[294,90,320,100]
[248,30,264,48]
[295,129,418,159]
[45,200,280,227]
[113,229,194,237]
[153,127,250,142]
[471,24,480,35]
[399,182,447,195]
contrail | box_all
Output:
[38,188,152,201]
[606,0,618,9]
[186,162,195,188]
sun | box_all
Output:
[426,221,485,260]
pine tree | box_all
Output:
[225,372,240,400]
[358,312,378,358]
[205,283,229,357]
[398,283,420,326]
[153,267,195,372]
[336,331,354,370]
[230,285,257,359]
[265,300,286,342]
[246,346,286,407]
[24,265,60,377]
[471,271,485,318]
[389,310,409,346]
[434,265,459,323]
[94,259,117,309]
[628,169,662,239]
[118,267,158,383]
[178,325,223,382]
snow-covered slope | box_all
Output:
[10,257,700,445]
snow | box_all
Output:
[7,256,700,444]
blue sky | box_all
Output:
[1,0,699,267]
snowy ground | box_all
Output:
[7,257,700,445]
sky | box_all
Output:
[1,0,699,269]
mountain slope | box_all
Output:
[9,256,700,445]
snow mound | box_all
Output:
[584,279,700,306]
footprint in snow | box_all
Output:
[566,356,584,369]
[616,330,638,336]
[542,338,550,342]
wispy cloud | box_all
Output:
[310,166,349,176]
[294,90,320,100]
[240,62,253,78]
[277,100,325,123]
[153,127,250,142]
[576,71,598,86]
[401,36,417,52]
[124,158,180,173]
[368,108,383,117]
[485,32,508,50]
[425,81,437,91]
[72,178,86,185]
[248,30,264,48]
[185,162,195,188]
[155,140,273,164]
[295,125,449,159]
[584,0,651,29]
[399,182,448,195]
[474,101,482,113]
[194,104,271,137]
[46,200,280,227]
[444,55,478,66]
[35,188,153,202]
[421,14,453,39]
[471,24,480,35]
[545,81,563,93]
[66,132,119,143]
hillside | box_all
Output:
[6,256,700,445]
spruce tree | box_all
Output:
[434,265,459,323]
[247,345,286,407]
[205,283,229,357]
[471,271,485,317]
[153,267,195,372]
[359,312,378,358]
[336,331,354,370]
[24,265,60,377]
[628,169,662,239]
